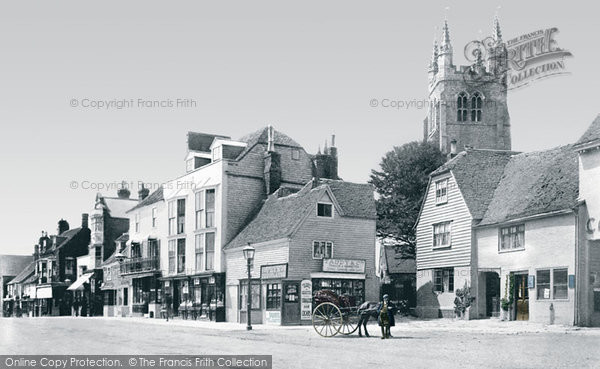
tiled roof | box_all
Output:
[7,261,35,285]
[384,245,416,274]
[102,197,139,219]
[225,180,376,249]
[236,127,304,160]
[575,114,600,148]
[431,150,516,219]
[319,179,377,219]
[127,187,164,213]
[187,132,231,152]
[479,145,579,226]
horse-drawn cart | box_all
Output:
[311,290,361,337]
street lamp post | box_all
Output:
[242,245,255,331]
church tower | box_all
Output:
[424,18,511,155]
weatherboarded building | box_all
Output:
[416,115,600,326]
[224,179,377,325]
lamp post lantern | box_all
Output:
[242,244,255,331]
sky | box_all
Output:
[1,1,598,255]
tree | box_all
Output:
[369,141,445,257]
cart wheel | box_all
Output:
[338,311,359,335]
[312,302,342,337]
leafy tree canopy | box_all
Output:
[369,141,445,257]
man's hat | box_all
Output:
[383,294,389,299]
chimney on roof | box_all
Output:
[117,181,131,199]
[82,213,89,229]
[58,219,70,235]
[312,135,339,180]
[267,125,275,152]
[448,139,458,160]
[139,184,150,200]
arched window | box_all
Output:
[471,92,482,122]
[457,92,468,122]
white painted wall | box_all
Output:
[476,213,576,324]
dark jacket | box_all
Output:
[376,301,396,327]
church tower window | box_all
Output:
[471,92,482,122]
[457,92,468,122]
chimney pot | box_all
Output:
[138,184,150,200]
[82,213,89,229]
[331,134,336,147]
[117,181,131,199]
[450,140,457,155]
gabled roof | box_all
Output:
[430,149,516,219]
[127,187,164,213]
[318,179,377,219]
[575,114,600,148]
[7,261,35,285]
[236,127,304,160]
[101,197,139,219]
[225,179,376,249]
[55,227,84,251]
[479,144,579,226]
[187,132,231,152]
[383,245,416,274]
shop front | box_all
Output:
[161,273,225,321]
[247,260,367,326]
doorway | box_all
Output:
[281,281,301,325]
[485,272,500,317]
[513,273,529,321]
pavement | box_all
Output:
[1,316,600,369]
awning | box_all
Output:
[36,286,53,299]
[67,272,93,291]
[310,272,366,280]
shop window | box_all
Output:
[433,268,454,292]
[266,283,282,310]
[553,269,568,300]
[317,203,333,218]
[312,279,365,305]
[123,288,128,306]
[239,280,260,310]
[435,179,448,204]
[312,241,333,259]
[537,269,551,300]
[205,233,215,270]
[105,291,115,306]
[133,279,145,304]
[499,224,525,251]
[432,222,452,248]
[594,291,600,312]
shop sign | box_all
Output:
[164,281,170,288]
[323,259,366,274]
[194,278,200,286]
[261,264,288,280]
[265,311,281,324]
[300,280,312,321]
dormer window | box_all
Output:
[435,179,448,204]
[317,203,333,218]
[212,146,222,162]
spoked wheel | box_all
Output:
[312,302,343,337]
[338,310,359,335]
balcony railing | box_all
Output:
[120,257,160,275]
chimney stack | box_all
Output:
[58,219,70,235]
[312,135,339,180]
[267,125,275,152]
[447,140,458,160]
[82,213,89,229]
[117,181,131,199]
[139,184,150,200]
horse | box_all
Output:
[356,301,379,337]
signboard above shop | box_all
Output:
[261,263,288,280]
[322,259,366,274]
